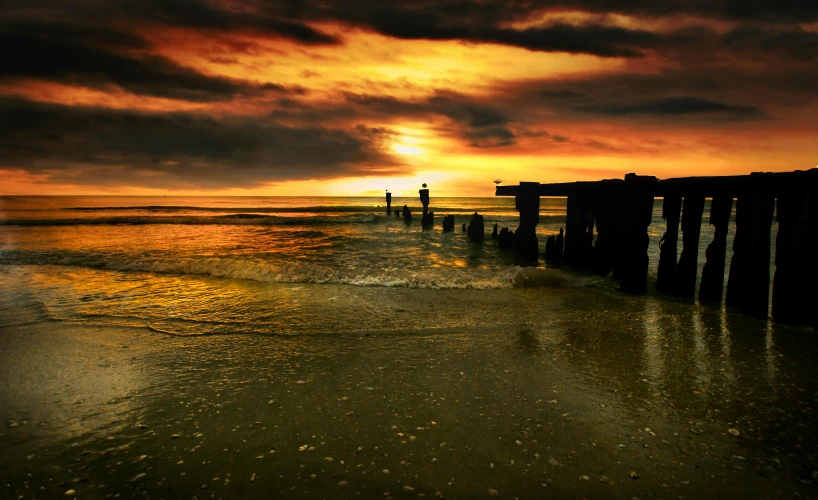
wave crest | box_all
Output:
[0,251,594,290]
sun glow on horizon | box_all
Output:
[393,144,423,155]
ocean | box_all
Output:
[0,195,733,334]
[3,196,817,499]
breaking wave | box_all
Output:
[0,250,597,290]
[1,213,572,227]
[1,214,383,226]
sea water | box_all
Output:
[1,195,742,335]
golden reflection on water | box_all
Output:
[765,320,778,382]
[641,301,665,385]
[635,295,811,413]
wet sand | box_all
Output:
[2,283,818,499]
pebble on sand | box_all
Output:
[728,428,740,436]
[65,490,77,496]
[338,480,349,487]
[488,488,499,496]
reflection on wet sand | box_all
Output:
[0,325,153,451]
[1,281,817,498]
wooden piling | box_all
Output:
[591,188,621,275]
[619,174,657,294]
[809,190,818,329]
[656,195,682,293]
[513,182,540,260]
[699,196,733,302]
[565,190,590,267]
[419,188,433,228]
[494,168,817,324]
[741,195,775,318]
[584,200,597,266]
[674,195,705,298]
[725,195,749,307]
[771,191,809,324]
[385,192,392,215]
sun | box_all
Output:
[393,143,423,155]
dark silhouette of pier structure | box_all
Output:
[496,170,818,328]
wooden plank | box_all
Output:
[495,169,818,198]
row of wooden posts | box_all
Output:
[493,170,817,328]
[386,188,481,234]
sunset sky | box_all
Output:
[2,0,817,196]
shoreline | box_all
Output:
[2,284,817,498]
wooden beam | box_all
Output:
[495,169,818,199]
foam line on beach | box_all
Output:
[0,253,597,290]
[0,214,384,226]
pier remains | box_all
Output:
[497,170,818,327]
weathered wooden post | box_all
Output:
[584,199,597,266]
[513,182,540,260]
[564,189,590,267]
[619,174,657,294]
[656,195,681,293]
[809,188,818,329]
[674,194,705,298]
[742,194,775,318]
[385,191,392,215]
[402,204,412,223]
[591,186,622,275]
[771,187,811,324]
[699,196,733,302]
[419,184,434,228]
[725,195,749,307]
[467,212,484,242]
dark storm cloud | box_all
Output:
[3,0,340,45]
[351,14,665,57]
[267,0,818,55]
[721,26,818,61]
[345,93,517,147]
[499,63,818,125]
[575,96,764,119]
[0,23,301,102]
[115,0,340,44]
[5,0,817,66]
[0,98,400,188]
[518,0,818,24]
[462,126,516,148]
[297,0,818,25]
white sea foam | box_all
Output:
[0,250,593,290]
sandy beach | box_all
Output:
[2,281,817,499]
